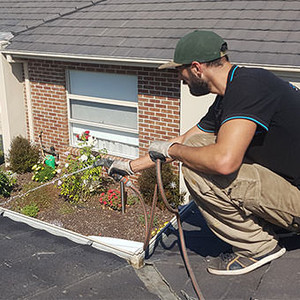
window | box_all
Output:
[67,70,138,158]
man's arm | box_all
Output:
[168,119,257,175]
[129,125,209,173]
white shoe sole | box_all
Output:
[207,247,286,276]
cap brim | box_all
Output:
[158,61,182,70]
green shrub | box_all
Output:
[0,149,4,165]
[21,203,39,218]
[0,170,16,197]
[8,136,40,174]
[32,163,56,182]
[138,164,185,210]
[58,133,105,203]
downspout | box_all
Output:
[23,61,34,142]
[0,52,10,156]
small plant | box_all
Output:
[32,163,56,182]
[58,131,105,202]
[76,130,90,142]
[139,212,159,228]
[99,189,123,211]
[0,149,4,165]
[127,194,138,206]
[139,213,170,238]
[0,169,16,197]
[151,221,170,237]
[21,203,39,218]
[8,136,40,174]
[138,164,185,210]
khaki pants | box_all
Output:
[182,134,300,257]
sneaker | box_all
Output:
[207,245,286,275]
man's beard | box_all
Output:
[188,70,210,96]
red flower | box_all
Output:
[103,201,107,205]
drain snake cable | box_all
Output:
[117,159,204,300]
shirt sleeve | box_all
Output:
[221,74,279,132]
[197,96,220,133]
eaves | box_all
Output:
[2,49,300,76]
[0,49,166,69]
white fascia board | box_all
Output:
[2,49,300,72]
[235,61,300,75]
[1,49,167,68]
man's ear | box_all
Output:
[191,61,203,75]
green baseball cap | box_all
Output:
[159,30,228,69]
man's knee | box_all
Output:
[184,133,216,147]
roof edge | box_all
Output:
[1,50,166,68]
[237,62,300,75]
[2,50,300,73]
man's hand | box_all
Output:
[148,141,176,162]
[108,160,133,177]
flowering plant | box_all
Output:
[58,130,106,202]
[32,163,56,182]
[0,170,16,197]
[76,130,90,142]
[99,189,123,211]
[151,221,170,237]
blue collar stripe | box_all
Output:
[197,124,215,133]
[221,116,269,131]
[230,65,239,82]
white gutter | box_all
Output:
[1,50,167,68]
[237,62,300,76]
[2,49,300,72]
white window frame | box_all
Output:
[66,70,139,159]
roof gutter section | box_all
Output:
[1,50,166,68]
[2,50,300,73]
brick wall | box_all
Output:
[25,59,180,165]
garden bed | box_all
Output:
[0,172,174,242]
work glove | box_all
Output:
[108,160,134,177]
[148,141,176,162]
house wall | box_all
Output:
[25,59,180,163]
[0,54,26,155]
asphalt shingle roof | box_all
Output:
[0,0,103,34]
[2,0,300,67]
